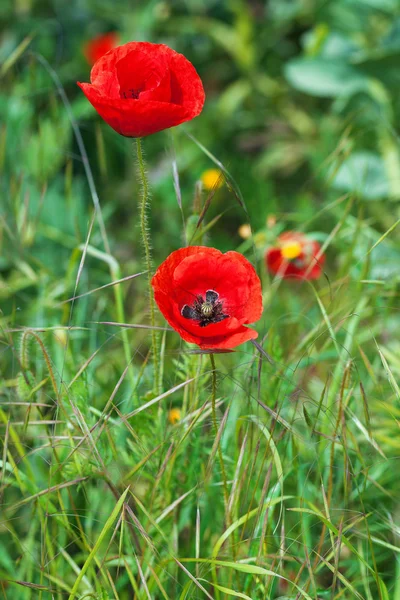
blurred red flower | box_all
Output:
[77,41,205,137]
[265,232,325,280]
[152,246,262,350]
[83,32,119,66]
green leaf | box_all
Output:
[68,487,129,600]
[332,152,389,200]
[212,495,293,558]
[24,117,71,183]
[208,561,313,600]
[285,57,368,97]
[201,581,253,600]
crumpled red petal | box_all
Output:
[77,84,189,137]
[78,41,205,137]
[198,326,258,350]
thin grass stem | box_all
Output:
[210,353,229,513]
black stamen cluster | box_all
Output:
[181,290,229,328]
[122,88,141,99]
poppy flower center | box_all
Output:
[116,51,169,101]
[121,88,142,99]
[181,290,229,328]
[281,241,302,260]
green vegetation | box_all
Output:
[1,0,400,598]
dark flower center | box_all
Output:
[181,290,229,328]
[121,88,142,99]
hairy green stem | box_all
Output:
[135,138,161,395]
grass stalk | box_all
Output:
[210,353,229,513]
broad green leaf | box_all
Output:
[285,58,368,97]
[332,152,389,200]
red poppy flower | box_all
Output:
[83,32,119,66]
[77,41,205,137]
[152,246,263,350]
[265,232,325,280]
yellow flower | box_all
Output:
[281,240,302,260]
[200,168,224,191]
[238,224,252,239]
[168,408,182,424]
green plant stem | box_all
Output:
[76,243,136,392]
[112,265,136,390]
[135,137,161,395]
[210,353,229,512]
[325,295,368,415]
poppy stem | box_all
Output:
[210,353,229,515]
[135,137,161,395]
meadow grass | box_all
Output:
[2,3,400,599]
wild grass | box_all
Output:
[2,3,400,599]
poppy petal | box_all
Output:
[83,32,119,67]
[172,251,251,314]
[198,326,259,350]
[265,233,325,281]
[77,84,190,137]
[78,41,205,137]
[224,251,263,323]
[152,246,262,350]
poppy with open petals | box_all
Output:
[152,246,263,350]
[78,41,205,137]
[265,232,325,280]
[83,32,119,66]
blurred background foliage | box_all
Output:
[2,0,400,282]
[2,0,400,599]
